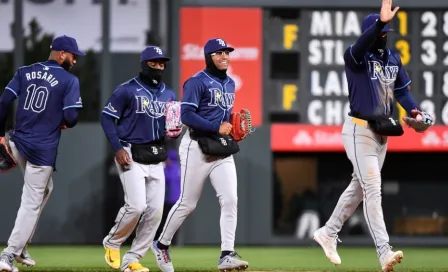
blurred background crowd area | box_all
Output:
[0,0,447,248]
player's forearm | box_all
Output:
[0,90,16,137]
[351,20,387,60]
[63,108,79,128]
[101,114,124,151]
[181,105,220,133]
[394,87,420,114]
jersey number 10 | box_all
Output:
[24,84,49,113]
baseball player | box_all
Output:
[151,38,249,272]
[313,1,434,272]
[0,35,84,272]
[102,46,180,272]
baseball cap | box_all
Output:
[140,45,171,63]
[361,14,393,33]
[204,38,235,55]
[50,35,85,56]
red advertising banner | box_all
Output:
[179,7,262,126]
[272,124,448,152]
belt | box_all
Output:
[119,139,164,147]
[351,117,369,128]
[189,129,212,141]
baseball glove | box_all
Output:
[230,108,255,142]
[0,137,16,173]
[165,101,183,138]
[402,109,434,133]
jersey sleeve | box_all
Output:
[181,78,203,108]
[63,77,83,110]
[102,87,129,119]
[5,70,22,98]
[171,91,177,101]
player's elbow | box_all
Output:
[180,105,196,127]
[63,108,79,128]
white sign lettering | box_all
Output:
[307,100,351,125]
[310,11,361,37]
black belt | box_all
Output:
[119,139,164,147]
[189,129,213,141]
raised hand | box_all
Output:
[380,0,399,23]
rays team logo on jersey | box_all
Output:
[135,96,166,118]
[208,88,234,110]
[369,61,399,84]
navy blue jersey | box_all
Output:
[344,47,410,117]
[181,70,235,131]
[6,60,82,166]
[102,77,176,144]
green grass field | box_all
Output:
[13,246,448,272]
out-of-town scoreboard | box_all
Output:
[265,8,448,126]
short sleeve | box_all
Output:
[394,62,412,91]
[5,70,21,97]
[181,78,203,108]
[102,88,129,119]
[63,77,83,110]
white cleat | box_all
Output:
[218,252,249,272]
[380,249,403,272]
[313,227,342,265]
[151,241,174,272]
[0,253,14,272]
[15,247,35,267]
[10,265,18,272]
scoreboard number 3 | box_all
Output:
[420,11,448,66]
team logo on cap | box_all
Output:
[154,46,163,55]
[216,39,226,46]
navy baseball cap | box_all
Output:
[50,35,85,56]
[204,38,234,55]
[140,45,171,63]
[361,14,393,33]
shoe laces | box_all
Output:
[229,251,242,259]
[161,248,171,262]
[326,235,341,247]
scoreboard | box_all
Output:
[265,8,448,126]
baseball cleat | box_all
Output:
[380,249,403,272]
[15,247,35,267]
[0,253,14,272]
[123,262,149,272]
[313,227,342,265]
[10,265,18,272]
[104,246,121,269]
[151,241,174,272]
[218,252,249,272]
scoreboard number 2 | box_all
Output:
[420,11,448,66]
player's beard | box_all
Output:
[370,37,387,56]
[140,62,163,87]
[61,58,72,71]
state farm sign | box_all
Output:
[272,124,448,152]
